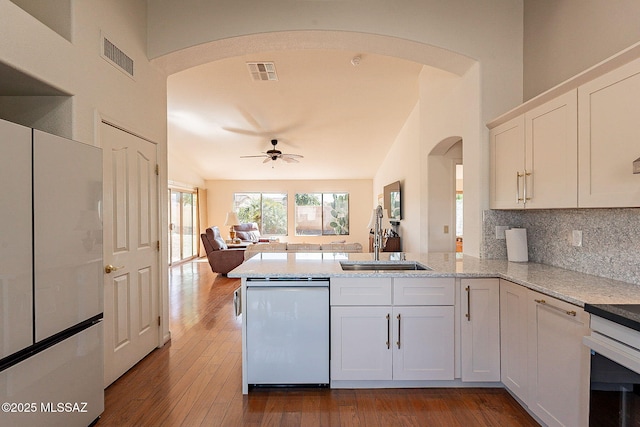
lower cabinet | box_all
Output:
[500,279,529,403]
[331,305,454,381]
[330,277,454,382]
[500,279,590,427]
[527,289,590,427]
[460,278,501,382]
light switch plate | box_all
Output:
[634,157,640,174]
[572,230,583,247]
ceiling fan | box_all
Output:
[241,139,303,163]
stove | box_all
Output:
[585,304,640,333]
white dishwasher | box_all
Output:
[246,278,329,386]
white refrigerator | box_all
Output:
[0,119,104,427]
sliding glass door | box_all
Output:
[169,188,198,264]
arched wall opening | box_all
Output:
[427,137,462,252]
[156,31,485,256]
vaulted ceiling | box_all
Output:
[167,49,423,181]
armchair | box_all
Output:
[200,226,245,275]
[232,222,261,242]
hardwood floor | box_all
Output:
[97,260,538,427]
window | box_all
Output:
[295,192,349,236]
[233,192,287,236]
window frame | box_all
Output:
[294,192,350,236]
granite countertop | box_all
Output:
[228,252,640,307]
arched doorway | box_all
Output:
[427,137,462,252]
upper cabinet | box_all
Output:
[578,57,640,207]
[490,115,524,209]
[490,50,640,209]
[490,90,578,209]
[525,91,578,209]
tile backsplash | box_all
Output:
[482,208,640,285]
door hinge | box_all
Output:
[156,240,160,251]
[155,164,159,175]
[157,316,161,326]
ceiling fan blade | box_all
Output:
[281,156,299,163]
[283,153,303,158]
[263,157,272,163]
[240,154,268,158]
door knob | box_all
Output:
[105,264,124,274]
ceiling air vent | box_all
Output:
[247,62,278,81]
[101,34,134,79]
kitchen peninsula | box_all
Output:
[229,252,640,426]
[230,252,640,307]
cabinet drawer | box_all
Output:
[393,278,454,306]
[330,278,392,306]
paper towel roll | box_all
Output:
[505,228,528,262]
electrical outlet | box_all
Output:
[495,226,509,240]
[572,230,583,247]
[444,225,449,234]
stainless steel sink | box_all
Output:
[340,261,431,271]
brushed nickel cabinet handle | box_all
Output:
[386,313,390,349]
[465,285,471,321]
[516,172,523,203]
[524,171,532,203]
[396,314,401,349]
[534,298,577,317]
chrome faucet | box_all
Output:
[373,205,384,261]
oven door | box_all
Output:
[584,332,640,426]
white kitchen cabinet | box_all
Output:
[460,278,500,382]
[490,90,577,209]
[524,90,578,208]
[527,289,590,427]
[331,305,393,380]
[499,279,529,403]
[330,277,454,382]
[490,115,524,209]
[392,305,454,381]
[578,56,640,207]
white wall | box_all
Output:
[524,0,640,100]
[418,64,482,255]
[148,0,523,123]
[206,179,372,249]
[168,152,206,189]
[373,103,421,253]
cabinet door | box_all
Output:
[528,291,590,427]
[392,306,454,381]
[525,90,578,208]
[393,277,455,306]
[578,57,640,207]
[490,115,525,209]
[460,278,500,382]
[330,277,392,306]
[330,306,392,381]
[500,279,528,402]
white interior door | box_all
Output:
[101,122,159,387]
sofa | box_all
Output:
[200,226,245,274]
[244,241,363,259]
